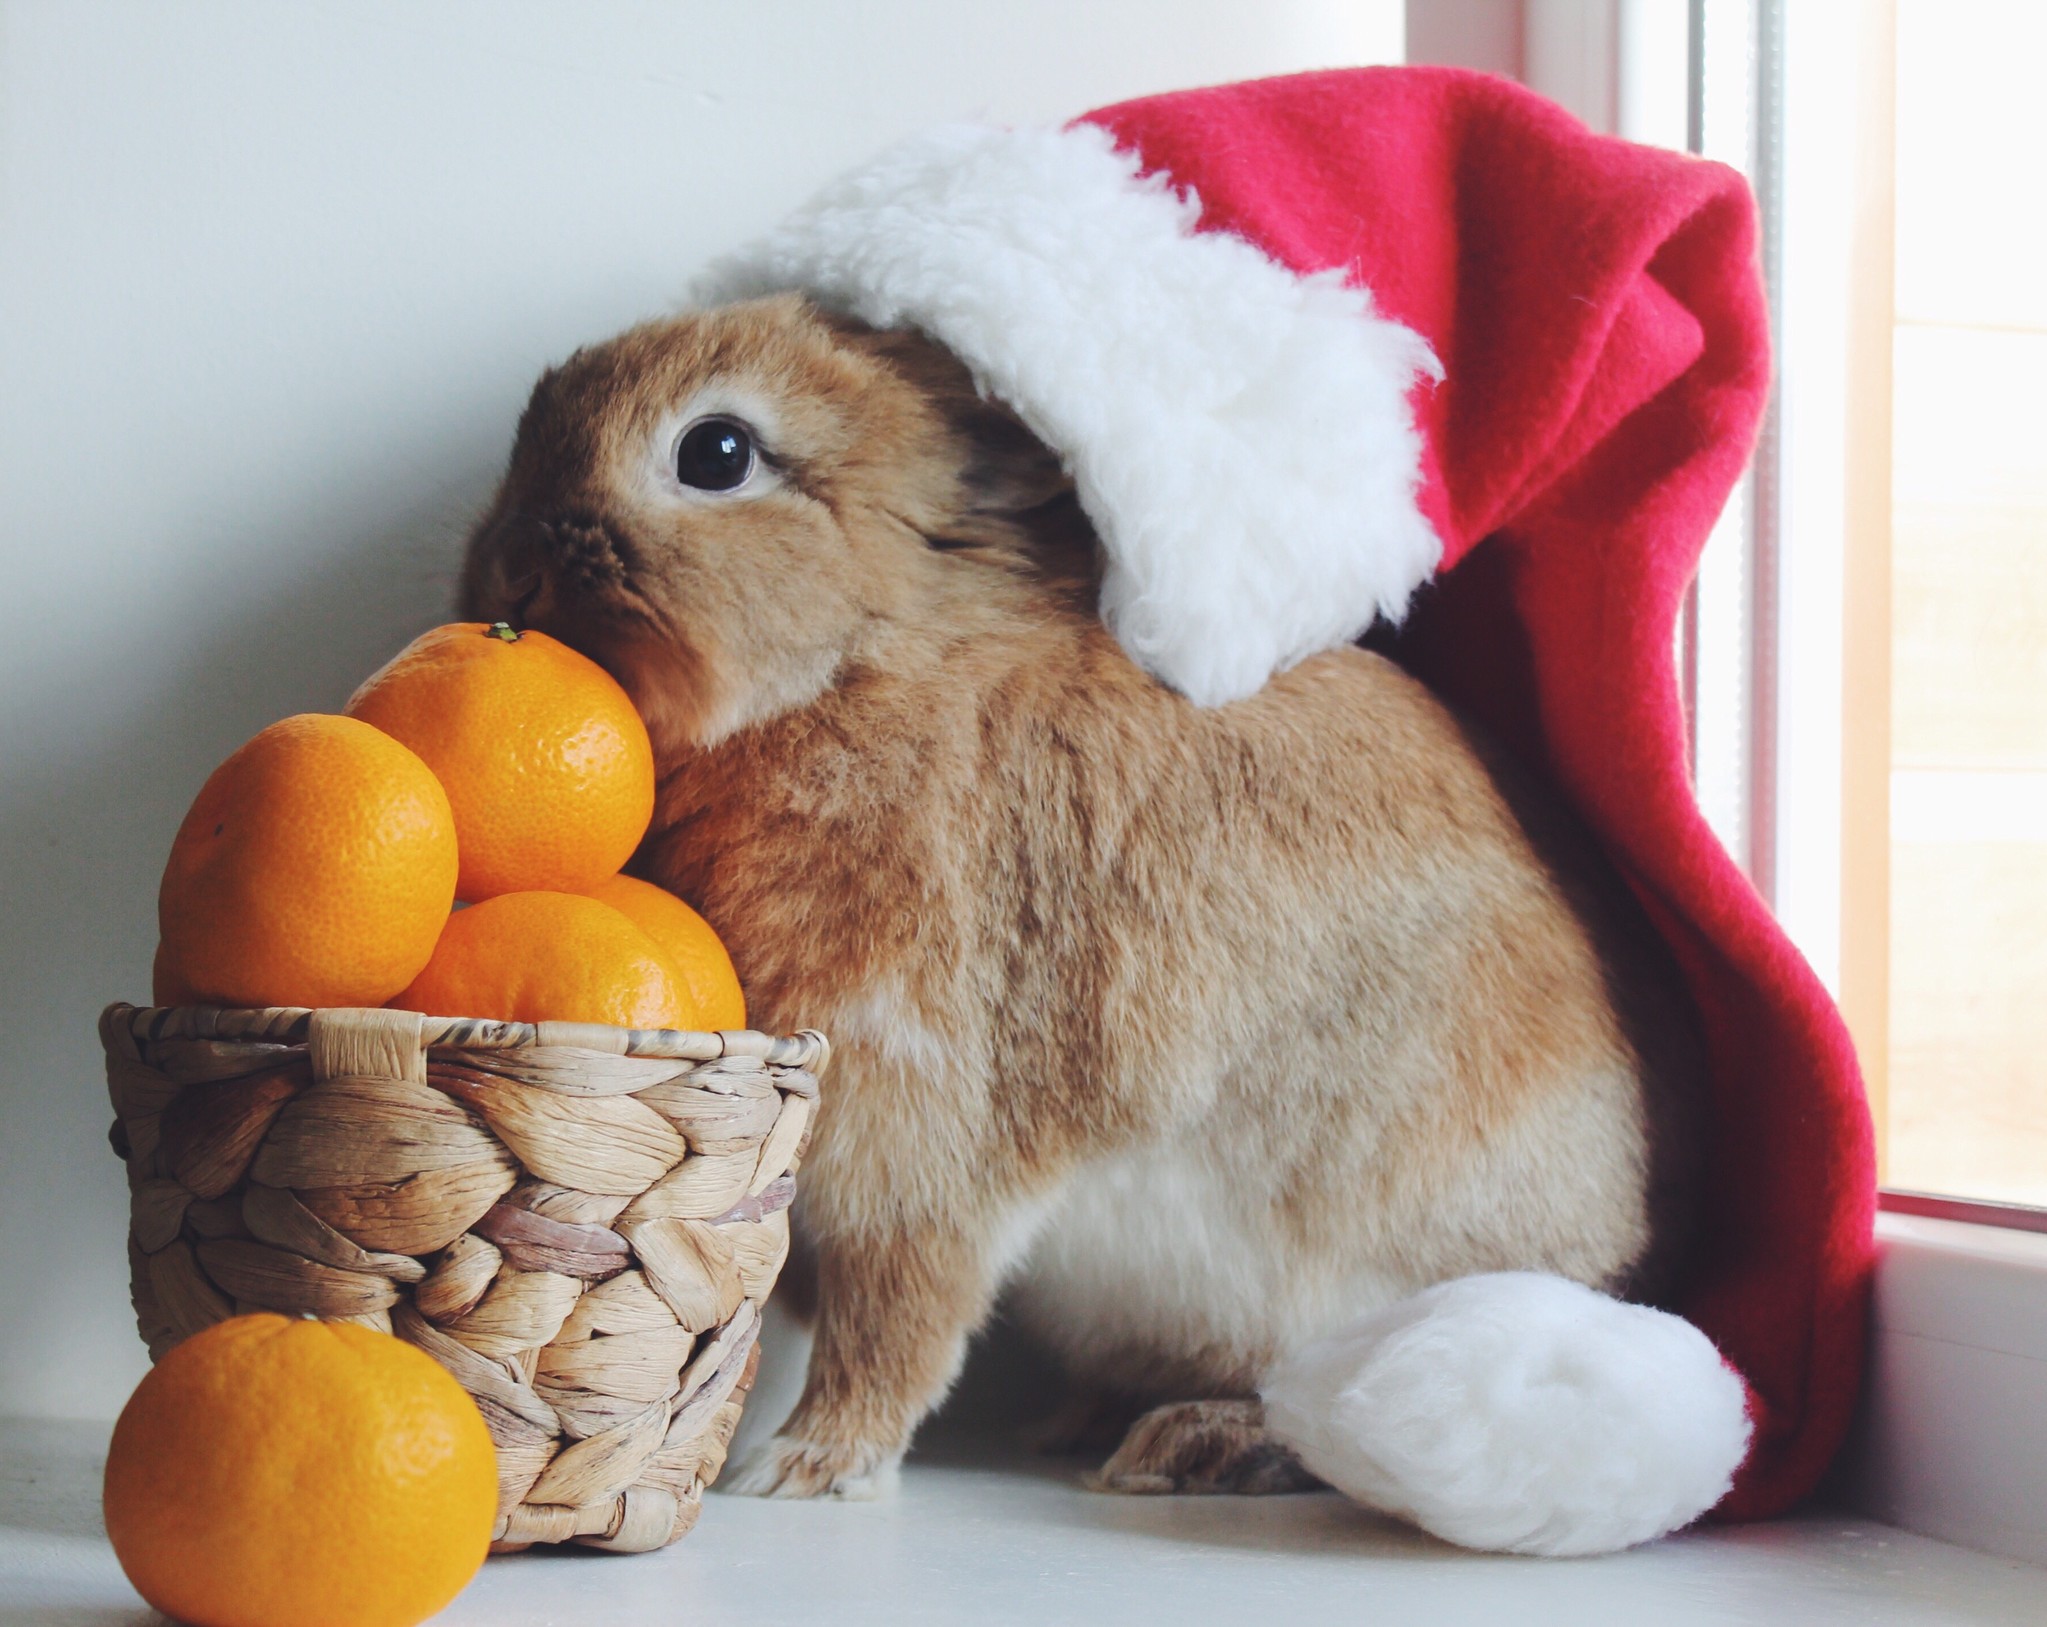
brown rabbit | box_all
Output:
[458,292,1703,1504]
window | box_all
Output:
[1425,1,2047,1215]
[1880,3,2047,1209]
[1717,0,2047,1213]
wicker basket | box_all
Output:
[100,1000,826,1553]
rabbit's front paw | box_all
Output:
[723,1432,902,1499]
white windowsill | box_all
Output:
[9,1227,2045,1618]
[4,1412,2042,1626]
[1833,1210,2047,1566]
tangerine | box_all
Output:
[102,1314,496,1627]
[345,622,655,901]
[157,715,458,1009]
[393,890,692,1029]
[584,874,747,1031]
[151,941,202,1007]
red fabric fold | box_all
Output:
[1084,65,1875,1520]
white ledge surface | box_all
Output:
[1835,1212,2047,1566]
[5,1416,2045,1626]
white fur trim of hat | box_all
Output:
[696,120,1442,709]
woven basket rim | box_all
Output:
[102,1000,830,1073]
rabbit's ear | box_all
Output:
[956,396,1071,520]
[832,318,1072,521]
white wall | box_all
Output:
[0,1,1402,1420]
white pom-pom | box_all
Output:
[1263,1273,1751,1556]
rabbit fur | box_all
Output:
[458,293,1707,1508]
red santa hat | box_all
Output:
[703,66,1876,1546]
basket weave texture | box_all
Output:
[101,1000,826,1553]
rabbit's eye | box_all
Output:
[674,417,755,492]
